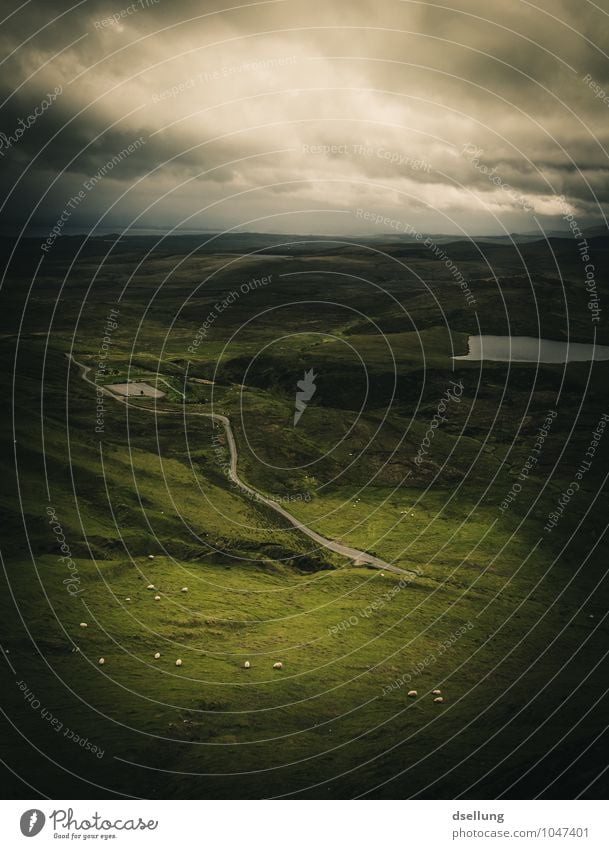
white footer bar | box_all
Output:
[1,800,606,848]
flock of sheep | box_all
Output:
[79,558,445,700]
[84,619,442,696]
[408,688,444,704]
[78,569,287,671]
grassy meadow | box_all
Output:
[1,233,608,798]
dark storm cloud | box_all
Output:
[1,0,609,234]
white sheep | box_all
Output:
[273,662,283,670]
[243,661,251,669]
[154,652,161,659]
[146,584,155,590]
[148,555,155,560]
[407,690,418,697]
[154,595,161,601]
[79,622,88,629]
[181,587,188,593]
[98,657,105,665]
[432,689,442,695]
[433,696,444,703]
[175,659,182,667]
[125,597,131,602]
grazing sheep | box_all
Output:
[148,555,155,560]
[433,696,444,703]
[154,595,161,601]
[243,661,250,669]
[79,622,88,629]
[181,587,188,593]
[273,662,283,670]
[175,659,182,667]
[154,652,161,659]
[407,690,418,697]
[125,597,131,602]
[432,689,442,695]
[98,657,105,665]
[146,584,155,590]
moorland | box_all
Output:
[1,231,608,798]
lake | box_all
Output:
[454,335,609,363]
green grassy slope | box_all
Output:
[1,236,608,798]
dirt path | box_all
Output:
[67,353,412,577]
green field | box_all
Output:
[1,234,608,798]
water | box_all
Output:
[454,335,609,363]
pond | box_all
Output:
[454,335,609,363]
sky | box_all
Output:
[1,0,609,237]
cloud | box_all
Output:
[1,0,608,234]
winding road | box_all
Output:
[67,353,412,577]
